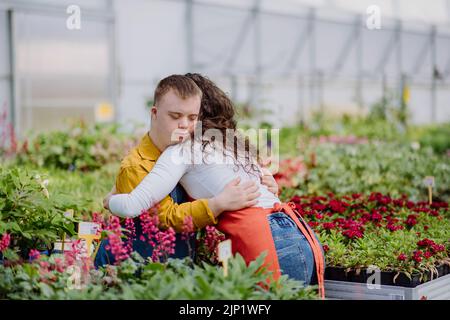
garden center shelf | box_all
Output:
[324,273,450,300]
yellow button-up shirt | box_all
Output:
[115,133,217,232]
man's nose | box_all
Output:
[178,117,188,129]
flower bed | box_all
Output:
[277,142,450,203]
[287,192,450,287]
[1,209,317,300]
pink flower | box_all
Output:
[92,212,106,235]
[53,258,65,273]
[124,218,136,254]
[181,216,195,241]
[29,249,41,260]
[104,216,129,263]
[202,226,226,263]
[64,239,83,266]
[0,233,11,252]
[140,209,160,247]
[105,232,129,263]
[151,227,176,262]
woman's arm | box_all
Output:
[108,145,189,218]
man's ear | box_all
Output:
[150,106,157,119]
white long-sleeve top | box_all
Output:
[108,141,280,218]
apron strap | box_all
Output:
[272,202,326,299]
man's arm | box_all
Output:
[114,165,217,232]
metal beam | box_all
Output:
[332,16,360,75]
[223,0,260,75]
[375,21,401,74]
[309,10,316,111]
[430,26,437,123]
[6,9,17,137]
[412,31,433,75]
[186,0,194,71]
[283,8,315,76]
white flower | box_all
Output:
[411,142,420,150]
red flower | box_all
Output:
[405,214,418,227]
[312,203,326,211]
[315,213,324,220]
[429,210,439,217]
[370,211,383,223]
[397,253,407,261]
[322,222,336,230]
[431,244,445,253]
[417,238,435,247]
[308,221,320,228]
[342,228,364,239]
[423,225,429,231]
[424,251,433,259]
[323,245,330,252]
[329,199,346,214]
[412,250,423,263]
[387,223,404,232]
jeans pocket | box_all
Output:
[276,243,309,285]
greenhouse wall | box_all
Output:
[0,0,449,136]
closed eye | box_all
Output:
[169,112,181,119]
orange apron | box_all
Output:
[217,202,325,299]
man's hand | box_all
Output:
[103,185,117,210]
[208,177,260,217]
[260,167,279,196]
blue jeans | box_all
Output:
[268,212,325,286]
[94,184,195,268]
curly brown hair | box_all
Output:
[185,73,261,177]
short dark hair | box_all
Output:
[154,74,202,106]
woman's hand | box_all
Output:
[103,185,117,210]
[261,167,279,196]
[208,177,261,217]
[259,157,279,196]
